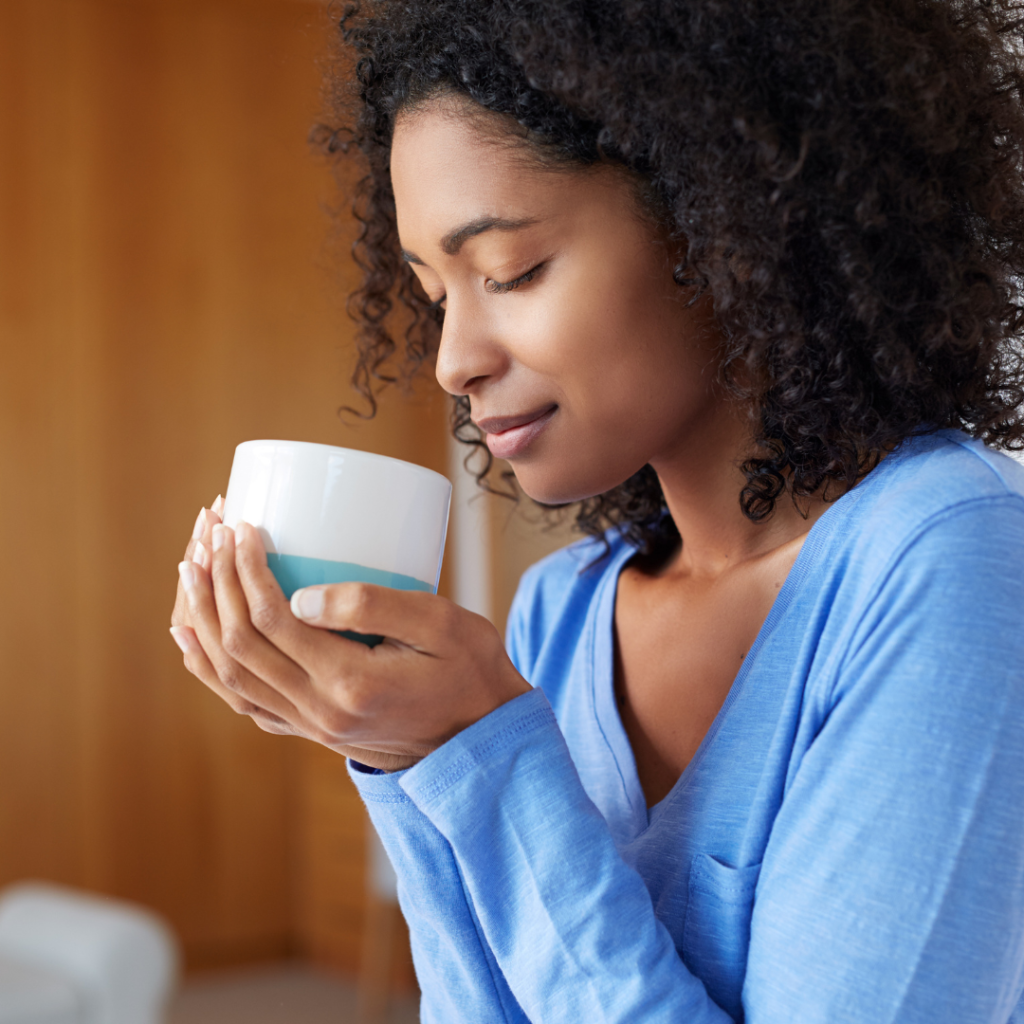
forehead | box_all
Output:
[391,104,560,229]
[390,101,635,250]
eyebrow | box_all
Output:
[401,216,539,265]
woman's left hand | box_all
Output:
[171,521,531,772]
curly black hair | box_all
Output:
[314,0,1024,555]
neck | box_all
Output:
[649,398,828,578]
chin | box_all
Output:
[511,461,636,507]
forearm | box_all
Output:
[348,761,530,1024]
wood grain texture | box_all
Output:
[0,0,446,974]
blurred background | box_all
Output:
[0,0,572,1020]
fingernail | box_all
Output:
[192,509,205,540]
[292,588,325,620]
[178,561,196,591]
[192,540,207,567]
[169,627,190,653]
[213,494,225,515]
[212,524,225,552]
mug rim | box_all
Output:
[233,439,451,489]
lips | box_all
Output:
[474,404,557,460]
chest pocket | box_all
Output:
[682,854,761,1022]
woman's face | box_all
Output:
[391,100,730,505]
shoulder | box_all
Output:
[869,428,1024,509]
[824,430,1024,572]
[505,530,631,678]
[810,432,1024,700]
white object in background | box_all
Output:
[366,826,399,904]
[222,440,452,592]
[358,826,402,1024]
[0,958,80,1024]
[447,432,493,621]
[0,882,179,1024]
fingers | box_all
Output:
[184,498,223,562]
[169,622,293,730]
[171,508,210,629]
[176,556,305,727]
[290,576,460,655]
[171,497,223,629]
[226,520,382,712]
[231,521,372,665]
[168,621,416,764]
[210,523,367,734]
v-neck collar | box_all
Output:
[588,490,851,842]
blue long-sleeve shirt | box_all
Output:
[349,430,1024,1023]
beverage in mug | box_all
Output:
[222,440,451,643]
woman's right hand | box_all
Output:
[168,498,411,769]
[169,497,300,732]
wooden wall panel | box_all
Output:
[0,0,85,894]
[0,0,447,973]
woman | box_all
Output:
[170,1,1024,1020]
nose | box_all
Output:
[433,300,508,397]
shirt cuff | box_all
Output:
[346,757,414,802]
[398,686,556,807]
[347,687,552,796]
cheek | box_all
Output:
[482,238,721,504]
[501,287,718,503]
[515,273,706,429]
[497,262,649,377]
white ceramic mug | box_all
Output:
[222,441,451,640]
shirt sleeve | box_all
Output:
[340,575,547,1024]
[348,761,531,1024]
[393,497,1024,1024]
[744,497,1024,1023]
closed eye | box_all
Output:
[486,263,545,294]
[424,261,545,311]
